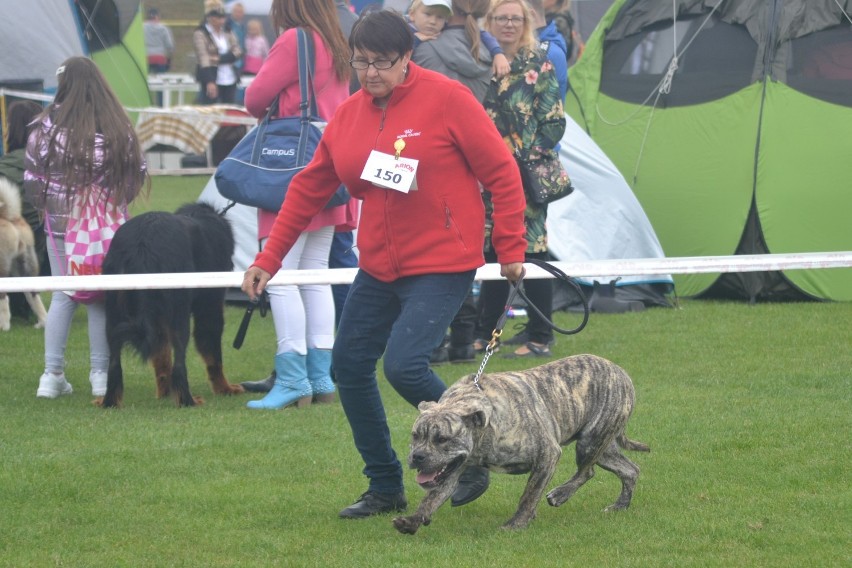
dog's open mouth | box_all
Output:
[415,455,466,488]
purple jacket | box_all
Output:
[23,113,146,236]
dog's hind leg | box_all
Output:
[0,294,9,331]
[169,315,201,407]
[151,343,173,399]
[546,433,611,507]
[24,292,47,329]
[100,330,126,408]
[596,440,641,512]
[191,290,243,395]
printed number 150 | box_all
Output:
[374,169,402,184]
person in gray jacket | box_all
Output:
[412,0,494,103]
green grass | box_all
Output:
[1,178,849,567]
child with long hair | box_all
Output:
[24,56,149,399]
[241,0,357,410]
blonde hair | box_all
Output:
[409,0,452,17]
[485,0,538,54]
[246,18,263,36]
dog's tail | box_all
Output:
[618,434,650,453]
[107,289,175,361]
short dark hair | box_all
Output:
[349,10,413,57]
[5,100,42,151]
[146,8,159,19]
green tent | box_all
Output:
[0,0,150,112]
[566,0,852,301]
[80,0,151,113]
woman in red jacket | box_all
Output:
[242,10,527,519]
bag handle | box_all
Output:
[249,27,319,164]
[295,28,319,165]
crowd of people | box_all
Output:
[7,0,580,523]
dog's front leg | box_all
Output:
[503,446,561,530]
[393,482,457,535]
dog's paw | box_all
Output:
[392,516,421,535]
[502,512,535,530]
[225,383,246,395]
[96,397,122,409]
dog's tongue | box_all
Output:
[416,471,438,484]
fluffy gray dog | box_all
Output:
[393,354,650,533]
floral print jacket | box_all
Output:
[482,46,566,254]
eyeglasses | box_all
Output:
[493,15,525,26]
[349,56,400,71]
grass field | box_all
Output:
[0,177,849,567]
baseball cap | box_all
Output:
[422,0,453,16]
[205,0,226,17]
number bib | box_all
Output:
[360,150,419,193]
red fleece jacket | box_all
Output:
[253,63,527,282]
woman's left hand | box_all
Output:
[501,262,524,282]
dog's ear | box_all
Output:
[418,400,437,413]
[457,398,491,429]
[466,409,488,429]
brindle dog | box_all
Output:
[393,354,650,533]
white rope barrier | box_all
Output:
[1,252,850,294]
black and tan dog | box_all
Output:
[394,354,650,533]
[98,202,244,408]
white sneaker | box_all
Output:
[89,370,108,397]
[36,372,73,398]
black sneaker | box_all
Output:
[503,327,531,345]
[240,370,276,393]
[339,491,407,519]
[430,346,449,365]
[451,466,490,507]
[504,327,556,347]
[448,344,476,363]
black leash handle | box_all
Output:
[232,291,268,349]
[520,258,589,336]
[473,259,589,391]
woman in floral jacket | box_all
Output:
[476,0,566,358]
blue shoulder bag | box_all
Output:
[215,28,349,212]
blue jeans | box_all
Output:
[331,269,476,493]
[329,230,358,327]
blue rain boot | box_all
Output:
[246,352,312,410]
[306,348,336,404]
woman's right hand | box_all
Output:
[206,82,218,100]
[242,266,271,301]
